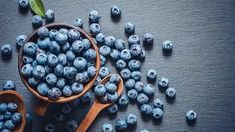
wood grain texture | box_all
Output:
[0,0,235,131]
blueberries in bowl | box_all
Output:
[20,26,97,101]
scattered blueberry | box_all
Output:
[152,108,163,120]
[143,84,155,96]
[115,39,126,51]
[126,113,137,125]
[94,84,106,97]
[16,35,27,47]
[90,23,101,35]
[125,22,135,35]
[99,45,111,57]
[2,80,15,91]
[137,93,149,105]
[186,110,197,122]
[115,59,127,71]
[107,104,118,114]
[96,33,105,44]
[1,44,12,57]
[134,81,144,92]
[120,49,132,61]
[105,36,116,47]
[89,10,101,23]
[131,71,142,81]
[128,35,140,46]
[158,77,169,89]
[128,59,141,71]
[115,118,128,131]
[166,87,176,98]
[99,67,110,78]
[18,0,29,9]
[32,15,43,28]
[44,124,55,132]
[118,94,129,107]
[162,40,173,52]
[127,89,138,100]
[65,120,78,132]
[110,5,121,18]
[102,123,113,132]
[143,33,154,45]
[153,98,163,109]
[140,104,153,115]
[45,9,55,23]
[146,69,157,81]
[120,68,131,80]
[73,18,83,28]
[125,79,135,90]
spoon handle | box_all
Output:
[76,102,102,132]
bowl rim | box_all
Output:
[0,90,27,131]
[18,23,100,103]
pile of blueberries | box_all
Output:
[21,26,97,100]
[94,74,120,103]
[0,103,22,131]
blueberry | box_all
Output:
[131,71,141,81]
[115,59,126,71]
[69,99,80,107]
[4,111,12,120]
[4,120,15,130]
[98,94,108,103]
[44,65,53,74]
[115,39,126,51]
[125,79,135,90]
[152,108,163,120]
[153,98,163,109]
[37,37,50,49]
[36,53,47,65]
[128,35,140,46]
[1,44,12,57]
[22,56,34,64]
[102,123,113,132]
[2,80,15,91]
[107,104,118,114]
[143,84,155,96]
[89,10,101,23]
[94,84,105,97]
[105,82,117,93]
[45,9,55,23]
[137,93,149,105]
[32,15,42,28]
[0,103,7,114]
[56,78,66,89]
[48,87,62,100]
[37,27,49,39]
[128,59,141,71]
[105,36,116,47]
[62,85,73,97]
[162,40,173,52]
[158,77,169,89]
[90,23,101,35]
[32,65,45,79]
[7,103,17,112]
[73,18,83,28]
[44,124,55,132]
[47,54,58,67]
[130,44,142,57]
[0,121,3,130]
[61,103,72,114]
[107,92,118,102]
[59,28,69,34]
[53,112,65,122]
[71,82,83,94]
[120,68,131,80]
[37,83,49,96]
[49,29,59,40]
[75,72,85,83]
[81,91,92,103]
[49,41,61,55]
[62,42,70,53]
[120,49,132,61]
[99,45,111,57]
[83,49,96,61]
[11,112,22,124]
[46,73,57,85]
[109,74,120,85]
[16,35,27,47]
[83,71,90,83]
[54,64,64,77]
[28,77,40,86]
[65,120,78,132]
[68,29,80,42]
[23,42,37,57]
[115,118,128,131]
[126,113,137,125]
[110,49,120,61]
[21,64,33,77]
[55,32,68,45]
[125,22,135,35]
[57,53,67,65]
[186,110,197,121]
[99,67,110,78]
[66,51,76,62]
[71,41,83,53]
[18,0,29,9]
[118,94,129,107]
[82,39,91,50]
[110,5,121,18]
[127,89,138,100]
[32,60,37,67]
[140,104,153,115]
[143,33,154,45]
[94,76,101,86]
[140,49,146,60]
[87,66,96,78]
[95,33,105,44]
[147,69,157,81]
[166,87,176,98]
[73,57,87,71]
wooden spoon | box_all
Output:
[76,74,124,132]
[0,90,26,132]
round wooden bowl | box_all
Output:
[0,90,26,132]
[18,23,101,104]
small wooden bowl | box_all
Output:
[18,23,101,104]
[0,90,26,132]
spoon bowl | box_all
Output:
[76,74,124,132]
[0,90,26,132]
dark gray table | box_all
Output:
[1,0,235,131]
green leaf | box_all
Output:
[29,0,45,17]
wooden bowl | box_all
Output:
[0,90,26,132]
[18,23,101,104]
